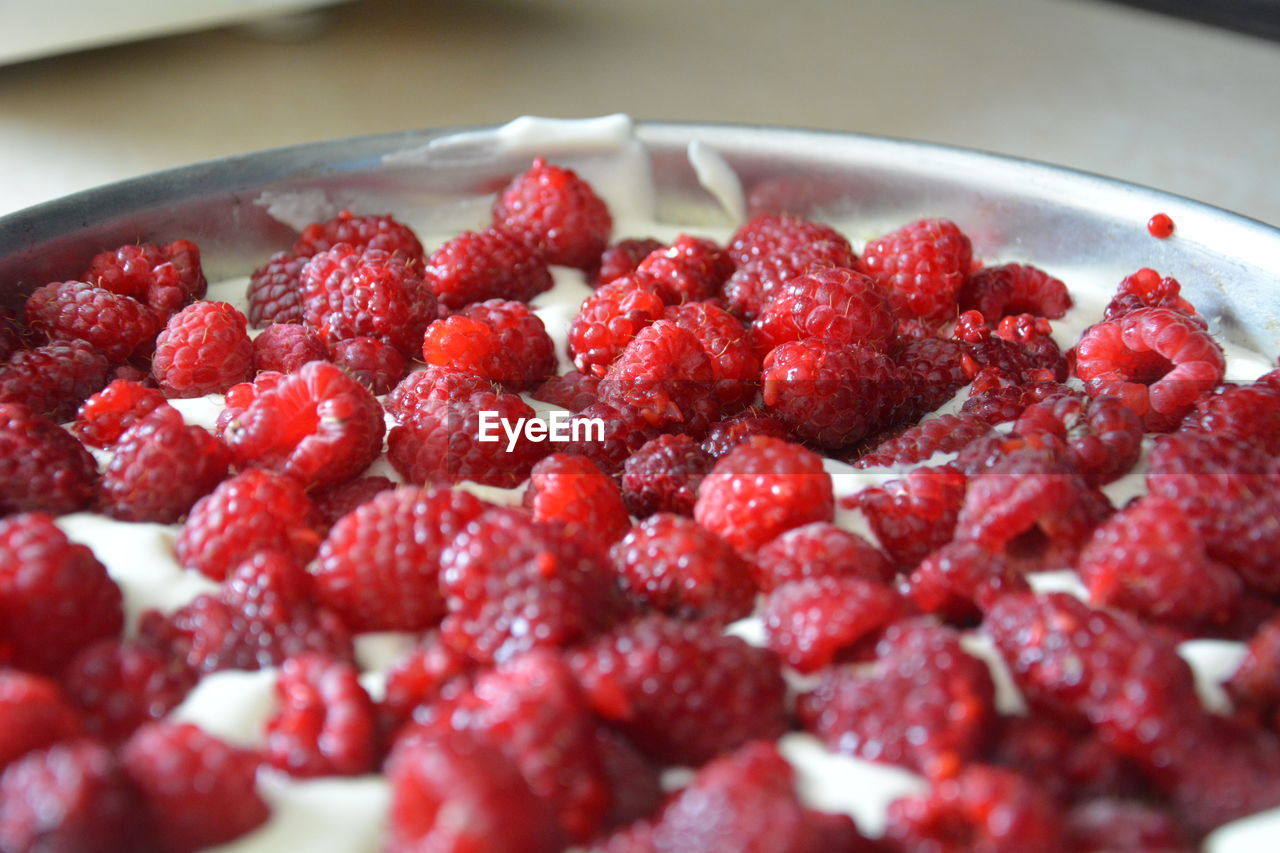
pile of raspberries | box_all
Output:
[1,155,1280,853]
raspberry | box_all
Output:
[492,157,613,269]
[384,365,494,423]
[387,390,547,488]
[567,615,788,765]
[1157,717,1280,834]
[299,244,435,358]
[531,370,600,412]
[421,299,556,391]
[423,227,553,309]
[860,217,973,326]
[246,251,309,327]
[0,739,148,853]
[24,280,157,364]
[722,213,857,319]
[611,513,755,624]
[151,301,253,397]
[386,729,565,853]
[761,338,899,448]
[121,721,269,853]
[992,313,1069,379]
[0,403,97,516]
[84,239,206,318]
[175,469,321,581]
[1181,378,1280,455]
[1103,267,1199,320]
[266,654,377,777]
[1065,799,1193,853]
[525,453,630,545]
[1226,615,1280,722]
[327,335,407,395]
[0,306,22,363]
[1073,306,1225,430]
[855,465,968,569]
[440,507,627,664]
[751,266,895,355]
[250,322,326,374]
[699,411,789,458]
[312,486,489,632]
[663,300,759,411]
[763,576,905,673]
[906,540,1029,625]
[380,635,472,738]
[60,639,195,744]
[957,263,1071,322]
[293,210,425,264]
[0,513,123,675]
[694,437,834,555]
[990,717,1146,804]
[853,411,992,468]
[632,234,734,304]
[961,377,1076,426]
[593,727,663,834]
[568,276,666,376]
[100,406,230,523]
[215,370,285,433]
[0,671,82,771]
[592,237,664,286]
[797,620,996,774]
[884,764,1067,853]
[1012,393,1143,485]
[891,336,971,423]
[311,474,395,527]
[220,360,385,491]
[598,319,719,431]
[752,521,894,592]
[0,338,111,420]
[558,401,663,477]
[620,433,713,517]
[1077,496,1242,627]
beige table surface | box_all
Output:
[1,0,1278,227]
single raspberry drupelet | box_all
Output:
[722,213,857,319]
[699,411,790,459]
[610,513,755,624]
[663,300,760,412]
[751,266,895,356]
[525,453,631,545]
[620,433,714,518]
[763,576,906,673]
[0,403,97,516]
[906,540,1029,625]
[0,338,111,421]
[694,436,834,555]
[246,251,310,327]
[752,521,894,592]
[855,465,968,569]
[957,263,1072,322]
[251,322,327,374]
[598,319,719,431]
[24,280,158,364]
[60,639,195,744]
[293,210,425,264]
[592,237,664,286]
[312,486,490,633]
[0,671,82,771]
[421,299,556,391]
[423,227,553,309]
[492,157,613,270]
[632,233,734,304]
[531,370,600,412]
[83,239,206,319]
[327,335,407,395]
[266,654,378,778]
[568,276,666,377]
[0,513,123,675]
[152,301,253,397]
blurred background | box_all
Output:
[1,0,1278,225]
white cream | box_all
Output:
[169,668,279,749]
[1205,806,1280,853]
[1178,639,1250,716]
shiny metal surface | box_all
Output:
[1,121,1277,357]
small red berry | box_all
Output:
[492,157,613,270]
[1147,213,1175,239]
[152,301,253,398]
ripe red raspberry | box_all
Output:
[1103,267,1199,321]
[531,370,600,412]
[632,233,734,304]
[961,376,1077,427]
[694,437,834,555]
[568,276,666,376]
[854,411,992,468]
[387,390,548,488]
[0,338,111,421]
[891,336,971,423]
[300,244,435,358]
[1073,306,1225,430]
[797,620,997,774]
[992,312,1069,379]
[0,739,148,853]
[311,474,395,527]
[722,213,857,319]
[598,319,719,431]
[266,654,377,778]
[1012,394,1144,486]
[763,576,905,672]
[100,406,230,523]
[0,513,123,675]
[1226,615,1280,722]
[386,729,565,853]
[620,433,713,518]
[384,365,494,423]
[247,251,309,327]
[423,227,553,309]
[60,638,195,744]
[754,522,894,593]
[293,209,425,263]
[593,727,663,834]
[663,300,759,411]
[0,306,21,363]
[958,262,1072,322]
[220,360,385,491]
[1158,717,1280,834]
[611,513,755,624]
[73,379,168,449]
[0,403,97,516]
[439,507,627,664]
[699,411,789,458]
[250,322,326,374]
[24,280,157,364]
[751,266,895,356]
[1181,378,1280,455]
[906,540,1028,625]
[884,764,1067,853]
[492,157,613,269]
[121,721,269,853]
[525,453,630,545]
[379,634,473,738]
[991,716,1147,805]
[854,465,968,569]
[860,217,973,325]
[327,335,407,395]
[421,299,556,392]
[83,239,206,318]
[0,671,82,771]
[592,237,664,286]
[558,401,663,477]
[312,486,489,632]
[176,469,321,580]
[568,615,788,765]
[1064,799,1193,853]
[151,301,253,397]
[761,338,899,448]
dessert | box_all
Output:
[1,119,1279,852]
